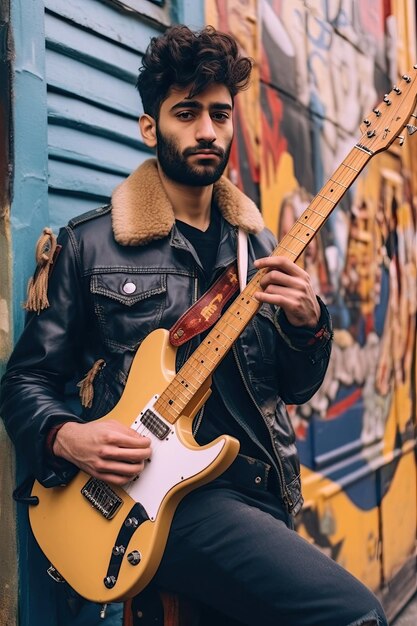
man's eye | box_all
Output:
[176,111,194,120]
[212,112,230,122]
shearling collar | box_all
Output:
[111,158,264,246]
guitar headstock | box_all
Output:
[358,65,417,153]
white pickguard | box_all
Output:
[125,400,225,520]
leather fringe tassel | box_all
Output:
[77,359,106,408]
[24,227,58,314]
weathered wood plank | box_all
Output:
[44,0,166,52]
[47,92,144,146]
[45,11,142,82]
[48,156,149,198]
[46,48,140,117]
[48,125,146,173]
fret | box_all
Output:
[159,382,192,408]
[223,315,246,332]
[154,397,179,422]
[208,326,234,343]
[276,238,306,258]
[291,232,312,245]
[331,162,359,186]
[291,234,310,246]
[210,327,235,353]
[184,355,212,377]
[292,220,317,240]
[272,240,299,259]
[207,330,233,346]
[317,191,337,204]
[296,210,323,231]
[202,334,225,350]
[194,348,217,364]
[302,204,327,219]
[343,162,360,173]
[329,177,348,190]
[188,353,219,375]
[308,196,335,218]
[157,375,196,402]
[301,207,327,225]
[157,402,180,422]
[228,300,254,316]
[170,379,196,398]
[320,176,349,196]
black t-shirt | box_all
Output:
[175,210,271,460]
[175,206,221,278]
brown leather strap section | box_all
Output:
[169,263,239,346]
[160,591,200,626]
[122,599,133,626]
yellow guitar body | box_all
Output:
[29,329,240,603]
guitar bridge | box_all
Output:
[81,478,123,519]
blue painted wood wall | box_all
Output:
[9,2,204,625]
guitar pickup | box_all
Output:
[140,409,171,440]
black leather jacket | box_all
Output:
[0,160,332,516]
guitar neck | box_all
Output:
[155,145,372,423]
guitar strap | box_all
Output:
[169,228,248,347]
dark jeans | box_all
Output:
[152,456,388,626]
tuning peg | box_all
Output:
[383,95,392,105]
[393,85,402,94]
[398,135,405,146]
[406,124,417,135]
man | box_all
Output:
[1,25,387,626]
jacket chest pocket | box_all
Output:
[90,272,167,350]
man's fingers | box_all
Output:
[85,454,151,485]
[99,442,152,463]
[254,255,304,276]
[93,457,147,476]
[99,421,151,448]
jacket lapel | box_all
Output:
[111,158,264,246]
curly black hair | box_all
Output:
[137,25,253,119]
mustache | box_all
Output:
[183,143,224,158]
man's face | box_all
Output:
[155,83,234,186]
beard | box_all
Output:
[156,126,232,186]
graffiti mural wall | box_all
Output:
[206,0,417,617]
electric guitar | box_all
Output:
[29,67,417,603]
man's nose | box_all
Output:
[195,113,217,143]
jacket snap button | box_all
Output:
[123,282,136,294]
[254,476,262,485]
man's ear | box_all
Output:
[139,114,157,148]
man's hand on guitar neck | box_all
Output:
[254,256,321,328]
[53,420,152,486]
